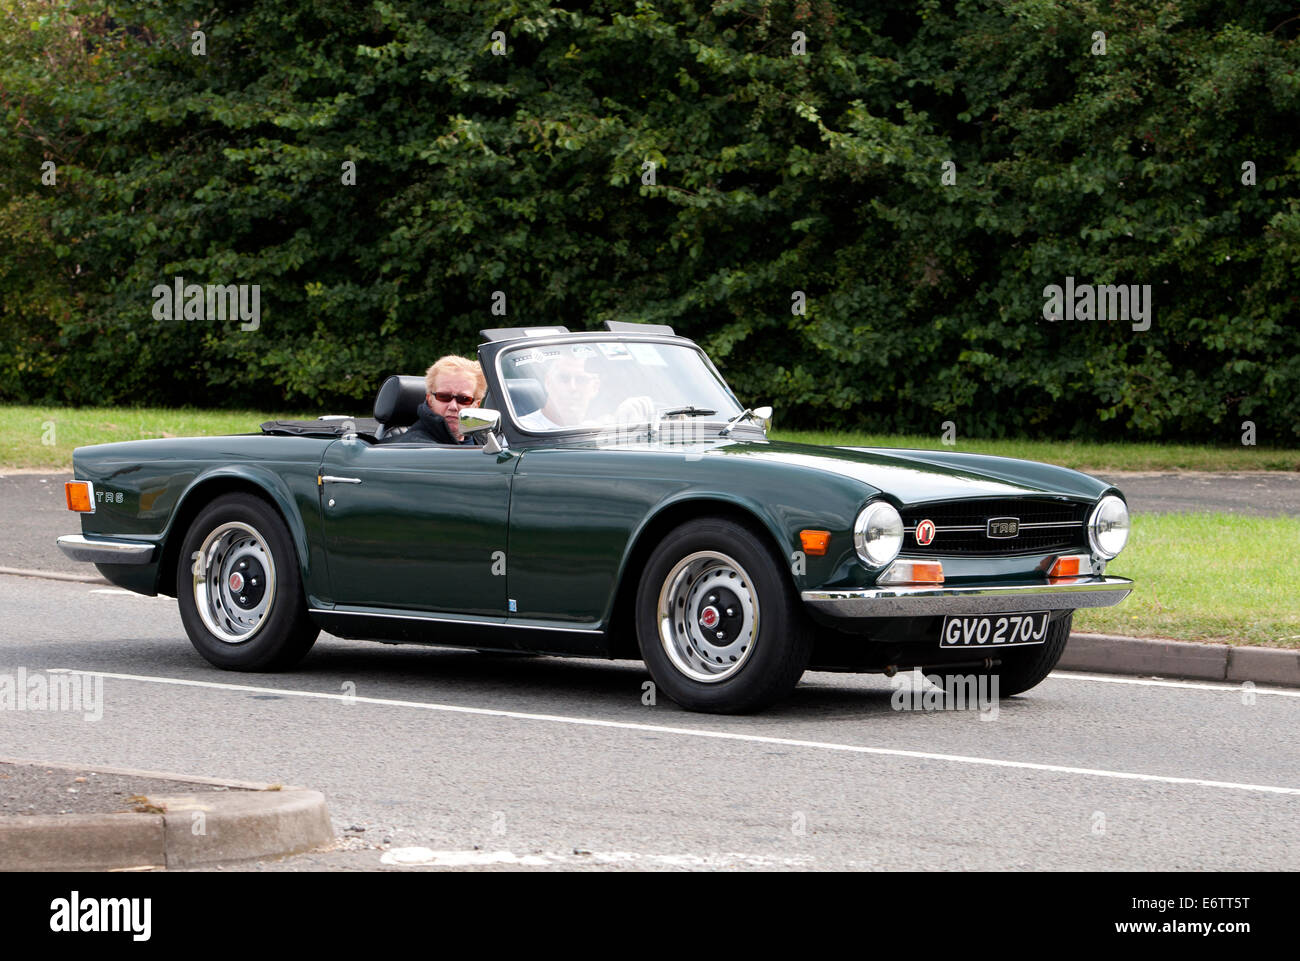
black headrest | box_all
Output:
[508,378,547,416]
[373,375,426,427]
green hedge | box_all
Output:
[2,0,1297,441]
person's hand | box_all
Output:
[613,396,656,424]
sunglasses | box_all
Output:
[431,391,477,406]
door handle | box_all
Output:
[319,475,362,485]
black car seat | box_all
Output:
[372,375,426,442]
[508,378,547,417]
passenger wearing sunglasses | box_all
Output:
[516,353,655,431]
[401,355,486,445]
[515,354,603,430]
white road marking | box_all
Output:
[379,847,811,868]
[382,848,549,867]
[87,588,171,601]
[1052,671,1300,697]
[46,668,1300,797]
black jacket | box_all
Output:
[397,401,475,445]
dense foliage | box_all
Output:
[2,0,1297,441]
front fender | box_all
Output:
[613,479,865,612]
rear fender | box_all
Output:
[156,466,324,601]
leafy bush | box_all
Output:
[1,0,1297,441]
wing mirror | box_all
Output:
[720,405,774,438]
[458,408,508,453]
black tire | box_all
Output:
[635,518,812,714]
[176,493,319,671]
[985,611,1073,697]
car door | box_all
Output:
[318,438,517,616]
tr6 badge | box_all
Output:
[915,519,936,546]
[986,517,1020,538]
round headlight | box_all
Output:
[1088,495,1130,560]
[854,501,904,569]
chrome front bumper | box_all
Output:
[801,576,1133,617]
[57,534,155,566]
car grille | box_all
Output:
[899,497,1090,556]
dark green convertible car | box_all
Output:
[58,323,1133,713]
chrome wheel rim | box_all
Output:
[656,550,759,683]
[191,521,277,644]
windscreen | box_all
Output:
[498,340,744,434]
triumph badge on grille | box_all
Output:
[986,517,1020,538]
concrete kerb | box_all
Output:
[1061,633,1300,688]
[0,758,333,871]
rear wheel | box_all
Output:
[176,493,318,671]
[635,518,812,713]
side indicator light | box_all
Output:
[878,560,944,585]
[905,561,944,583]
[65,481,94,513]
[1048,555,1088,578]
[799,530,831,556]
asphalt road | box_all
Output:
[2,574,1297,871]
[4,469,1297,578]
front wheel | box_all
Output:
[635,519,812,714]
[984,611,1073,697]
[176,493,319,671]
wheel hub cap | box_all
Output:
[192,521,277,644]
[657,551,759,683]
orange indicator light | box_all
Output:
[799,530,831,556]
[65,481,93,513]
[1049,555,1085,578]
[907,561,945,583]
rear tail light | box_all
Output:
[65,481,95,513]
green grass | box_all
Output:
[774,430,1300,473]
[1074,513,1300,647]
[0,405,310,471]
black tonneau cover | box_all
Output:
[259,418,380,439]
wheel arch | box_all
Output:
[605,495,798,658]
[156,469,310,598]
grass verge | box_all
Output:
[1074,512,1300,648]
[1,406,308,471]
[774,430,1300,473]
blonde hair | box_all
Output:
[425,355,486,401]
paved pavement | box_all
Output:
[0,762,240,816]
[2,574,1297,871]
[4,469,1296,578]
[1094,471,1299,517]
[0,757,331,870]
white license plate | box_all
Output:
[940,612,1051,648]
